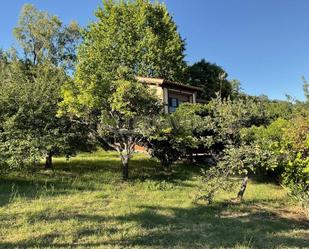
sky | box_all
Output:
[1,0,309,101]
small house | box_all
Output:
[137,77,203,113]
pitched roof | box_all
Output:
[137,76,203,92]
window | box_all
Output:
[167,94,192,113]
[168,97,178,113]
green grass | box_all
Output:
[0,150,308,249]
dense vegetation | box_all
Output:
[0,1,308,248]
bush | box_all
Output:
[282,153,309,209]
[148,113,198,170]
[149,96,275,171]
[197,144,278,203]
[240,115,309,208]
[0,133,41,173]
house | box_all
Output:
[137,76,203,113]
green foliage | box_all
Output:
[241,118,290,154]
[59,0,185,179]
[63,0,186,115]
[229,79,244,99]
[264,100,294,120]
[95,78,161,179]
[109,79,161,119]
[194,97,294,203]
[281,116,309,206]
[198,144,279,203]
[187,96,272,153]
[0,58,91,171]
[237,114,309,207]
[14,4,81,69]
[148,113,199,170]
[0,134,40,173]
[282,153,309,208]
[228,92,294,121]
[221,145,278,176]
[185,59,232,101]
[98,78,161,144]
[149,96,274,171]
[0,5,88,172]
[302,77,309,102]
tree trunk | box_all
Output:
[121,155,129,181]
[237,175,248,201]
[45,153,53,170]
[161,155,172,173]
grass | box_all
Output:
[0,150,308,249]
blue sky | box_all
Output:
[1,0,308,100]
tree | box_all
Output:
[185,59,232,101]
[14,4,81,69]
[148,112,199,171]
[97,78,161,180]
[281,116,309,208]
[60,0,186,179]
[147,96,275,177]
[0,58,91,170]
[182,96,272,158]
[181,96,283,203]
[229,79,244,99]
[61,0,186,116]
[198,106,308,207]
[302,77,309,103]
[197,143,278,203]
[0,5,88,171]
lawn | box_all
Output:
[0,151,308,249]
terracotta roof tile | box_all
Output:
[137,76,203,92]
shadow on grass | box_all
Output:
[0,155,202,207]
[54,155,203,183]
[0,157,121,207]
[1,203,308,249]
[2,153,306,248]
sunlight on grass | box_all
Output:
[0,151,308,249]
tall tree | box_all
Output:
[62,0,186,115]
[185,59,232,101]
[60,0,186,179]
[14,4,81,69]
[0,5,88,171]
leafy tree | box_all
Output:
[283,153,309,209]
[185,59,232,101]
[60,0,186,179]
[148,112,199,171]
[62,0,186,116]
[148,96,274,175]
[302,77,309,102]
[97,78,161,180]
[0,5,88,171]
[188,96,271,156]
[252,115,308,208]
[14,4,81,69]
[186,96,284,203]
[197,144,278,203]
[229,79,245,99]
[281,116,309,207]
[0,57,91,170]
[264,100,293,120]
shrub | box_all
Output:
[282,153,309,209]
[148,113,198,170]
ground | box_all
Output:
[0,151,308,249]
